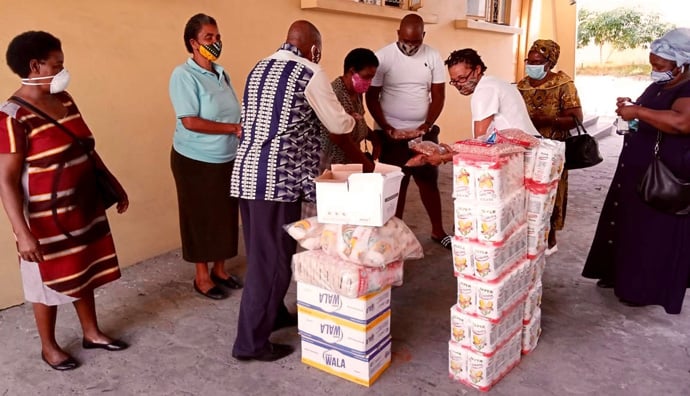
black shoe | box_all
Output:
[273,313,298,331]
[41,352,80,371]
[210,272,243,289]
[82,338,129,351]
[194,281,228,300]
[233,343,294,362]
[596,279,614,289]
[619,299,644,307]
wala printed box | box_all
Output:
[301,335,392,387]
[296,282,391,324]
[297,305,391,354]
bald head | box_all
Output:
[286,20,322,61]
[400,14,424,31]
[397,14,425,52]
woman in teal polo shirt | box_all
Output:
[169,13,243,300]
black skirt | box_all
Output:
[170,148,239,263]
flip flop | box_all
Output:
[431,235,452,250]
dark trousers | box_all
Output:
[232,199,301,356]
[377,126,444,231]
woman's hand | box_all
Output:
[616,97,633,109]
[616,104,639,121]
[16,230,43,263]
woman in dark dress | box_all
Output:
[582,28,690,314]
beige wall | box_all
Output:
[0,0,573,309]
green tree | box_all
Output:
[577,7,675,63]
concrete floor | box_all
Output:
[1,135,690,396]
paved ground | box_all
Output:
[1,130,689,395]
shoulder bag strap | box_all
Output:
[9,95,94,158]
[9,95,90,241]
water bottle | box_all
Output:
[615,116,629,135]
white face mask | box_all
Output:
[21,68,71,93]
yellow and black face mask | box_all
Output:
[199,41,222,62]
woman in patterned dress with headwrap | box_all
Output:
[517,39,584,255]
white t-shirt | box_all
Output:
[371,42,446,130]
[471,75,539,135]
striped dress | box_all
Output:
[0,92,120,304]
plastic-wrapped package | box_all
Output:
[466,301,524,355]
[522,307,542,355]
[531,253,546,283]
[450,306,471,347]
[527,221,549,257]
[286,216,423,267]
[452,140,525,161]
[523,281,543,323]
[320,217,423,267]
[456,259,533,321]
[527,139,566,185]
[292,250,403,298]
[284,217,326,250]
[496,128,540,148]
[390,129,423,140]
[453,154,524,203]
[462,330,522,391]
[448,341,469,382]
[453,189,526,244]
[451,224,527,280]
[408,138,448,156]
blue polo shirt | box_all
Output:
[169,58,241,163]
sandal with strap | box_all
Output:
[431,235,452,250]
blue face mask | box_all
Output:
[650,70,674,84]
[525,64,547,80]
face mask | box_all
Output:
[456,76,479,96]
[21,68,71,94]
[351,73,372,94]
[396,41,421,57]
[310,45,321,64]
[525,64,547,80]
[199,41,222,62]
[650,69,674,84]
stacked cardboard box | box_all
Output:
[291,163,412,387]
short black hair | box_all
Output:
[184,13,217,53]
[445,48,487,74]
[6,31,62,78]
[343,48,379,74]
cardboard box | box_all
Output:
[301,335,392,387]
[297,305,391,354]
[315,163,404,226]
[296,282,391,324]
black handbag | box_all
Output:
[564,116,603,170]
[637,131,690,215]
[10,96,123,210]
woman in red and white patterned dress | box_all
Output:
[0,31,129,371]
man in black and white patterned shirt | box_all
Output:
[230,20,354,362]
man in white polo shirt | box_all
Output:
[366,13,451,250]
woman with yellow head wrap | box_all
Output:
[517,39,584,253]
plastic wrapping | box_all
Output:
[292,250,403,298]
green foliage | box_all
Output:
[577,7,676,63]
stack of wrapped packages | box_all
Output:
[447,129,564,391]
[285,163,424,387]
[521,134,566,355]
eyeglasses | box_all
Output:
[449,70,475,86]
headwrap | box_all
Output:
[529,39,560,65]
[650,28,690,66]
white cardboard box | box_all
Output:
[301,335,392,387]
[296,282,391,324]
[297,305,391,354]
[315,163,404,226]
